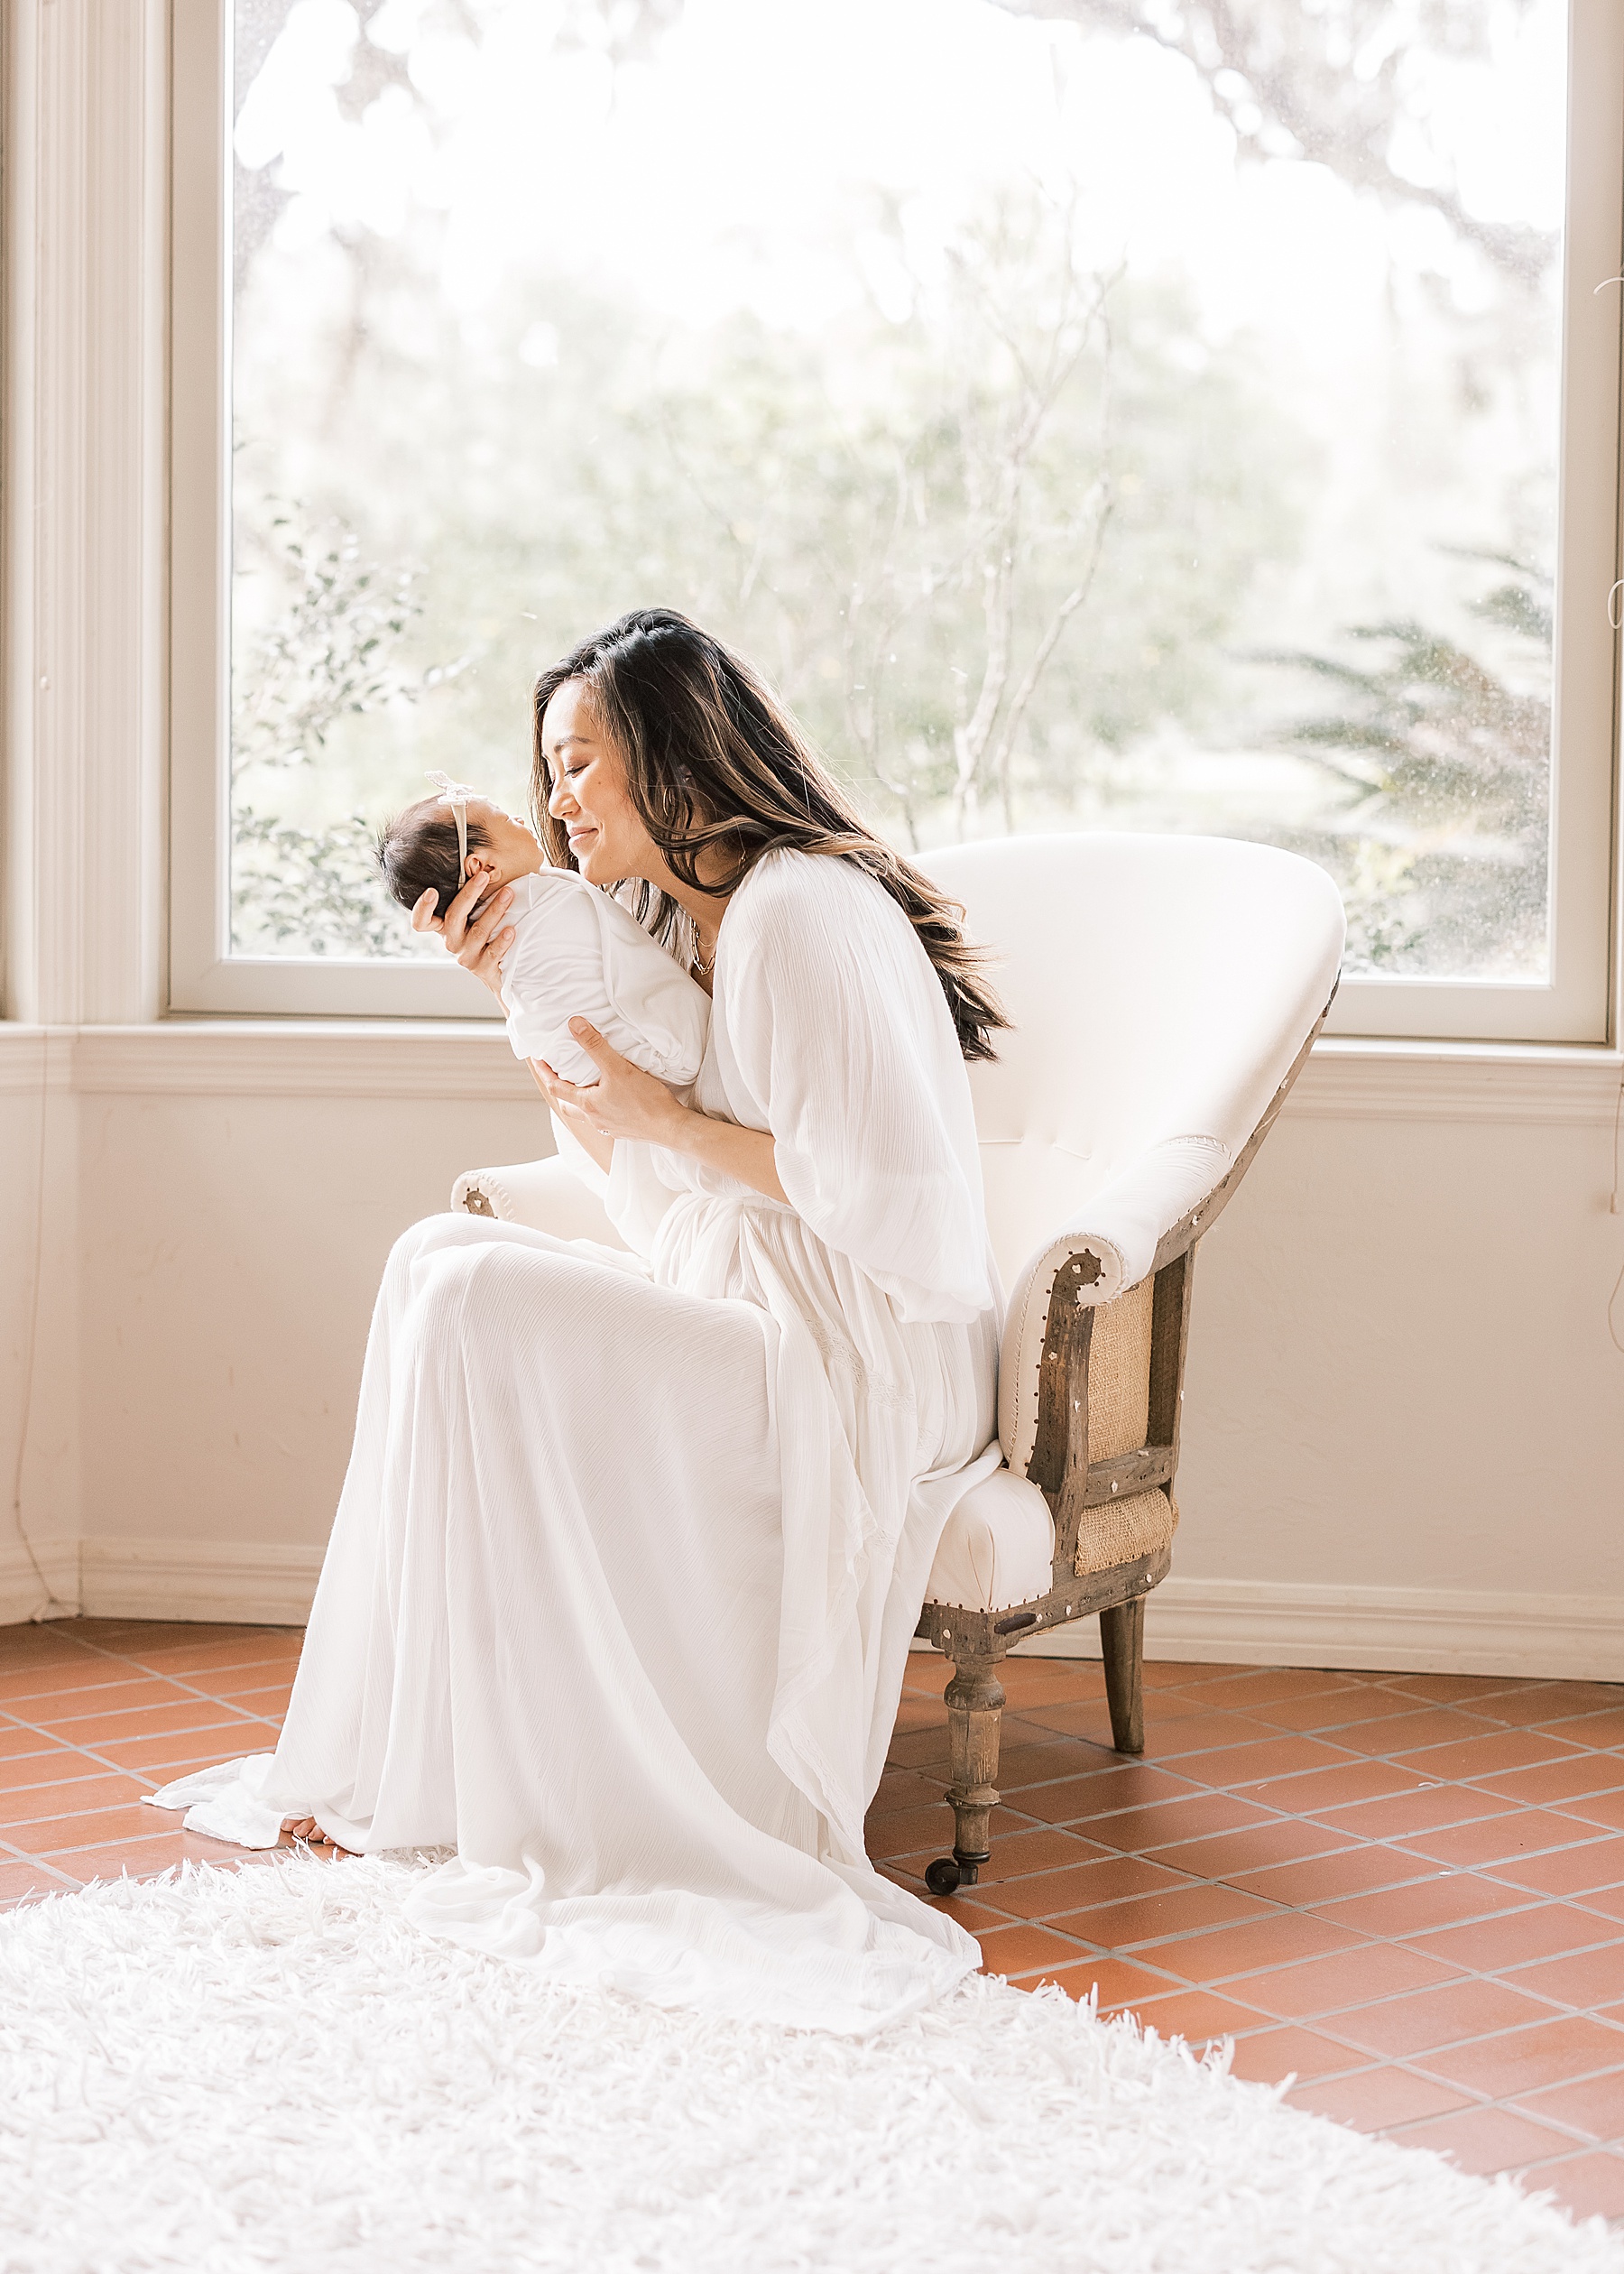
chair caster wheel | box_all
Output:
[924,1857,963,1897]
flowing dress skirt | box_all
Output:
[156,1211,992,2032]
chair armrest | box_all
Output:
[1041,1135,1232,1302]
[449,1154,626,1247]
[996,999,1330,1474]
[997,1135,1228,1468]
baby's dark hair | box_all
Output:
[375,795,491,920]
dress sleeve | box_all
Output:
[717,852,995,1324]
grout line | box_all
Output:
[0,1646,295,1710]
[0,1716,288,1810]
[1,1622,300,1695]
[0,1826,53,1864]
[0,1655,300,1710]
[0,1830,79,1886]
[0,1693,277,1742]
[904,1794,1619,1925]
[1030,1981,1623,2152]
[0,1667,289,1872]
[1034,1998,1624,2166]
[1030,1905,1624,2005]
[895,1834,1624,2028]
[14,1636,1624,2207]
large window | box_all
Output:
[171,0,1622,1036]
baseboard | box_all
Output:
[20,1543,1624,1678]
[999,1576,1624,1683]
[0,1536,82,1624]
[77,1537,319,1626]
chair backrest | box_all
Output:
[922,834,1346,1289]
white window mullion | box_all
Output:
[4,0,168,1030]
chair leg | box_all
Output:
[925,1654,1004,1897]
[1100,1597,1146,1754]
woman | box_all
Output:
[156,610,1010,2033]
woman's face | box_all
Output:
[540,678,653,887]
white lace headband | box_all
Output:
[426,770,482,885]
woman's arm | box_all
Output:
[531,1019,788,1206]
[661,1108,787,1203]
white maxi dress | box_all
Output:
[154,848,1005,2033]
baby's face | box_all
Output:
[464,799,541,887]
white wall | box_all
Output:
[2,0,1619,1676]
[0,1027,542,1623]
[1144,1052,1624,1676]
[4,1024,1621,1676]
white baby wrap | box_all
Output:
[499,868,710,1086]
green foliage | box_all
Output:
[232,510,428,782]
[224,0,1557,981]
[230,508,446,957]
[1339,842,1426,971]
[230,189,1296,864]
[232,809,423,957]
[1260,557,1552,975]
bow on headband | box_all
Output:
[426,770,483,885]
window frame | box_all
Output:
[167,0,1623,1040]
[169,0,502,1019]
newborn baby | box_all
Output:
[378,772,709,1089]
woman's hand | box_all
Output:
[411,872,515,1000]
[531,1021,690,1150]
[535,1021,789,1203]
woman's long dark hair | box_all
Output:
[531,609,1008,1060]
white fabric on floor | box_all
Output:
[152,850,1003,2032]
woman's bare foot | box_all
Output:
[281,1815,356,1856]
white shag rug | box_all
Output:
[1,1856,1617,2274]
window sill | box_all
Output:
[1292,1036,1623,1124]
[1,1021,1619,1118]
[0,1020,534,1101]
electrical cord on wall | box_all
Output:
[10,1032,76,1619]
[1610,1063,1624,1356]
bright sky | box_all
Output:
[228,0,1571,972]
[235,0,1567,361]
[232,0,1570,683]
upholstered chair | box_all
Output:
[452,834,1345,1899]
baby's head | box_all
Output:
[376,777,542,920]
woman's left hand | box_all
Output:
[531,1021,690,1150]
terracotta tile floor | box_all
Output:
[875,1650,1624,2225]
[4,1622,1622,2224]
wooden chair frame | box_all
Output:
[911,1006,1331,1897]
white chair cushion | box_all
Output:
[923,1465,1055,1612]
